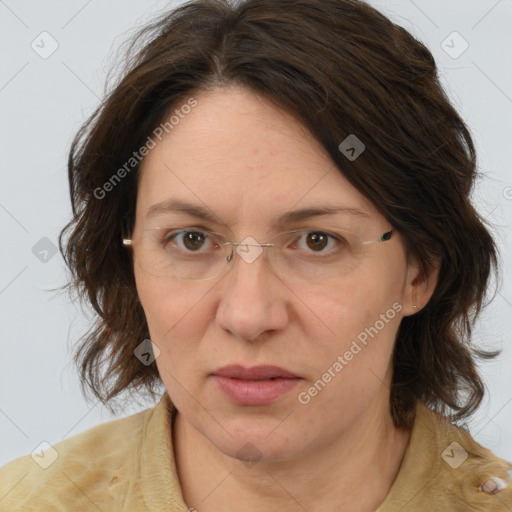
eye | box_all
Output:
[293,231,341,253]
[163,230,216,252]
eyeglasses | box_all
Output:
[122,226,393,283]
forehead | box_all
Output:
[135,85,380,229]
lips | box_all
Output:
[211,365,302,406]
[212,365,300,380]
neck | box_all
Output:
[172,395,412,512]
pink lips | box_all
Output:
[211,365,302,406]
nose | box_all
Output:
[215,244,289,341]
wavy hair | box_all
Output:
[59,0,500,426]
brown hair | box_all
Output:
[59,0,500,427]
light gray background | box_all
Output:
[1,0,511,467]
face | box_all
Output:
[132,84,424,464]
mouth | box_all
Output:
[212,365,300,380]
[211,365,302,406]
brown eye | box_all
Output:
[305,232,329,251]
[181,231,206,251]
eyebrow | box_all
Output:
[145,199,370,225]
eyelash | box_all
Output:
[159,227,346,255]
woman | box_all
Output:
[1,0,510,510]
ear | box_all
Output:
[402,255,441,317]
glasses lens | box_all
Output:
[267,228,368,282]
[129,226,388,283]
[132,227,229,281]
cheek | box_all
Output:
[135,278,206,401]
[134,271,208,359]
[297,290,402,415]
[304,268,403,337]
[297,261,405,377]
[135,267,193,328]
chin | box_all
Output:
[220,436,301,467]
[204,415,306,464]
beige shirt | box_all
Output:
[1,392,511,511]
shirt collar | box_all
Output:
[140,393,512,511]
[138,391,187,510]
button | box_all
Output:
[479,477,507,495]
[108,475,119,490]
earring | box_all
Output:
[411,305,418,310]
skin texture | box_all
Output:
[132,84,439,512]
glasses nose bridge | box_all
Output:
[221,239,277,271]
